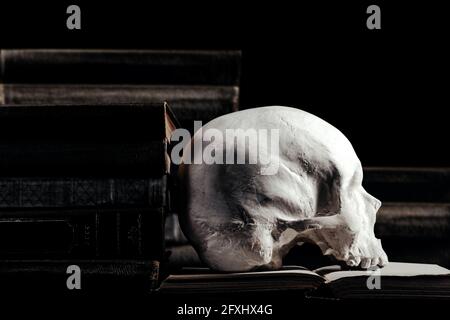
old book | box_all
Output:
[363,167,450,202]
[159,262,450,299]
[0,259,160,292]
[0,103,176,141]
[0,142,169,177]
[376,202,450,239]
[0,176,168,208]
[0,103,177,177]
[0,49,241,85]
[0,208,165,260]
[0,84,239,130]
[373,202,450,268]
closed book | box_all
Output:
[376,202,450,239]
[363,167,450,202]
[0,176,168,209]
[0,84,239,130]
[0,259,160,292]
[0,208,165,260]
[0,103,176,141]
[0,103,177,177]
[0,49,241,85]
[374,202,450,267]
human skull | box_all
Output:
[179,106,388,272]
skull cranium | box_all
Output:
[179,106,388,271]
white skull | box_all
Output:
[179,106,388,272]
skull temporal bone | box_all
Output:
[179,106,388,272]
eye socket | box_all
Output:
[256,193,272,205]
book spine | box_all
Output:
[0,84,239,129]
[118,208,165,259]
[363,167,450,202]
[0,49,241,85]
[0,210,104,258]
[0,103,168,142]
[0,83,4,104]
[0,208,166,260]
[0,176,168,208]
[149,260,160,291]
[376,203,450,239]
[0,259,161,292]
[0,142,168,177]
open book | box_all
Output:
[159,262,450,299]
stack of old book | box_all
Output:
[0,49,242,292]
[0,49,241,132]
[364,167,450,268]
[0,103,177,292]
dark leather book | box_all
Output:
[374,202,450,267]
[0,103,177,177]
[0,84,239,131]
[0,142,168,177]
[0,176,168,209]
[363,167,450,202]
[0,259,160,292]
[376,202,450,239]
[0,49,241,85]
[0,208,165,260]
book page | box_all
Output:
[166,268,323,282]
[324,262,450,283]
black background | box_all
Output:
[0,1,448,167]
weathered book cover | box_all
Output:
[0,176,168,208]
[0,49,241,86]
[363,167,450,202]
[0,259,161,292]
[0,103,177,177]
[0,84,239,131]
[0,207,165,260]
